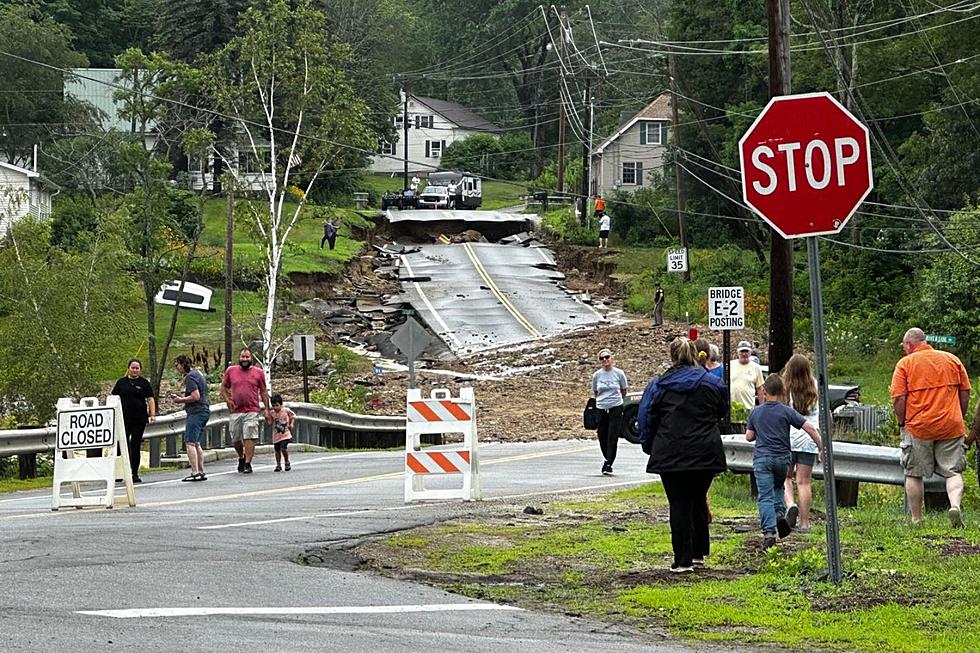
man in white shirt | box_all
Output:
[730,340,764,411]
[598,213,611,248]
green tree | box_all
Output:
[0,4,90,167]
[441,134,503,176]
[0,204,137,423]
[204,0,375,389]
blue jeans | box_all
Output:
[753,454,791,534]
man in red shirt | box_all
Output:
[890,327,971,527]
[221,348,271,474]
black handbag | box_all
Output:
[583,398,601,430]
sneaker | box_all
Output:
[949,507,964,528]
[776,517,792,539]
[237,458,246,473]
[274,465,282,472]
[601,462,613,476]
[132,475,142,484]
[243,462,253,474]
[691,558,705,567]
[785,505,799,530]
[284,463,291,471]
[762,535,777,550]
[669,565,694,574]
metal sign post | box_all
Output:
[391,317,432,390]
[292,335,315,403]
[806,237,843,583]
[667,247,688,320]
[708,286,744,429]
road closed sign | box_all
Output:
[56,406,115,450]
[708,286,745,330]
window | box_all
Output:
[639,121,662,145]
[380,140,395,155]
[393,114,404,127]
[415,115,434,129]
[622,161,644,185]
[426,139,445,158]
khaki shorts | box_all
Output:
[230,412,261,442]
[900,428,966,478]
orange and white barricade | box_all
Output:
[405,387,481,502]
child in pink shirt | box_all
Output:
[270,394,295,472]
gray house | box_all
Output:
[591,94,671,196]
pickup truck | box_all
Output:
[418,185,452,209]
[620,383,861,444]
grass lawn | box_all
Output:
[358,174,526,210]
[359,472,980,653]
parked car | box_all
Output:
[619,383,861,444]
[418,185,452,209]
[381,189,419,211]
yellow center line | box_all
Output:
[0,445,595,519]
[462,242,542,338]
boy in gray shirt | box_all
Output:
[591,348,628,475]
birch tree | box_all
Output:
[204,0,373,389]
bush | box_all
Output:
[50,196,100,249]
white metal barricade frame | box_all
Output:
[52,395,136,510]
[405,387,481,502]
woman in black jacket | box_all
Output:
[639,338,728,573]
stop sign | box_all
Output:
[739,92,873,239]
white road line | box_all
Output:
[400,254,463,350]
[78,603,523,619]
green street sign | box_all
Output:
[926,334,957,345]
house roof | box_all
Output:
[413,95,502,133]
[0,161,59,189]
[593,93,672,155]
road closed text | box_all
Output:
[57,409,115,450]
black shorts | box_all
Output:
[274,440,290,452]
[599,229,610,239]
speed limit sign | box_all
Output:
[666,247,688,272]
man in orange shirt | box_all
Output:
[594,194,605,216]
[890,327,971,527]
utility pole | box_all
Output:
[832,0,850,109]
[766,0,794,374]
[580,75,592,223]
[668,52,689,281]
[556,7,567,194]
[224,188,233,371]
[402,87,410,192]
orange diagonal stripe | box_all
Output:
[410,401,442,422]
[440,400,471,421]
[406,453,429,474]
[427,452,459,473]
[459,451,470,464]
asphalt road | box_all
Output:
[399,243,603,355]
[0,441,759,653]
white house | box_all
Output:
[591,94,672,197]
[370,94,502,174]
[0,161,57,237]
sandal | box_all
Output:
[196,473,207,481]
[181,474,196,482]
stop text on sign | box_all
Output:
[57,407,115,450]
[750,137,861,195]
[708,286,745,331]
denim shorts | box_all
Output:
[791,451,817,467]
[184,411,209,445]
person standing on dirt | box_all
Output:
[781,354,820,533]
[598,211,611,248]
[591,348,628,476]
[653,285,665,326]
[890,327,971,527]
[320,220,338,250]
[639,337,727,573]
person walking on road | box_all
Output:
[591,348,628,476]
[781,354,820,533]
[639,337,728,572]
[730,340,764,411]
[746,374,822,549]
[173,354,209,482]
[270,394,295,472]
[598,212,611,248]
[653,285,665,326]
[110,358,156,484]
[890,327,971,527]
[221,348,271,475]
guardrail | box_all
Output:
[721,434,946,491]
[0,402,406,459]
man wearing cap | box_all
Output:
[890,327,971,527]
[730,341,764,411]
[591,348,628,475]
